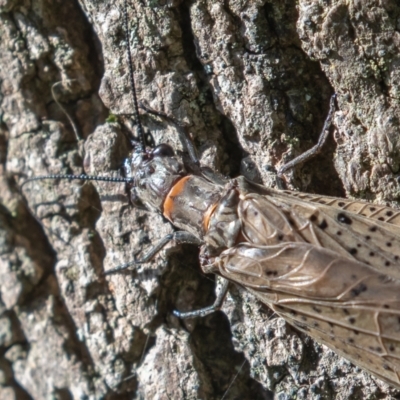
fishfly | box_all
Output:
[17,0,400,396]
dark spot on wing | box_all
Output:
[369,226,378,232]
[383,304,390,309]
[365,235,371,240]
[336,231,342,236]
[385,261,391,267]
[389,344,395,351]
[349,248,357,255]
[368,346,383,352]
[277,234,284,240]
[337,213,352,224]
[310,215,318,222]
[370,207,376,212]
[348,338,354,344]
[378,274,391,283]
[351,283,367,297]
[338,202,345,207]
[348,317,356,324]
[369,252,375,257]
[318,219,328,230]
[294,322,308,331]
[386,211,393,217]
[312,306,321,313]
[386,242,392,247]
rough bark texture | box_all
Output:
[1,0,400,399]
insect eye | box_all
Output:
[152,144,175,157]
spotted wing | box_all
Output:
[216,242,400,388]
[238,191,400,279]
[279,190,400,226]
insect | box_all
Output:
[14,0,400,396]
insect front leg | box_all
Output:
[104,230,202,274]
[139,102,201,167]
[140,102,229,186]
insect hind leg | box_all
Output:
[173,279,230,319]
[276,93,337,189]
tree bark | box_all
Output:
[1,0,400,399]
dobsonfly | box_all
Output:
[16,0,400,397]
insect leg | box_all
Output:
[173,279,230,319]
[51,80,82,143]
[140,102,228,186]
[104,230,202,274]
[139,102,200,165]
[276,93,336,189]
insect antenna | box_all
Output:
[123,0,146,153]
[20,174,134,189]
[21,2,144,189]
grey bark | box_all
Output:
[1,0,400,399]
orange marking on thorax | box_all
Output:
[163,175,191,221]
[203,202,218,232]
